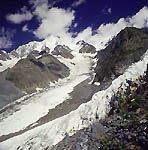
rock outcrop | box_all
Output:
[94,27,148,83]
[6,54,70,93]
[77,40,96,54]
[52,45,74,59]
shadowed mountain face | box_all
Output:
[52,45,74,59]
[94,27,148,83]
[5,54,70,93]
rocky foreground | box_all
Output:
[52,67,148,150]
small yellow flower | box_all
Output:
[69,129,73,133]
[131,98,135,102]
[130,87,136,91]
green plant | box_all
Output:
[100,136,112,146]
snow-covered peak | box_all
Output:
[10,41,43,58]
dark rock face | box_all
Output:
[77,40,96,54]
[94,27,148,83]
[6,54,70,93]
[0,50,11,61]
[0,62,2,66]
[52,45,74,59]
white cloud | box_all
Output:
[108,8,112,14]
[29,0,75,39]
[22,25,29,32]
[33,7,75,39]
[128,6,148,28]
[0,27,15,49]
[6,6,33,24]
[33,3,50,20]
[72,0,86,7]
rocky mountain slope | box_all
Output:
[0,43,79,108]
[6,53,70,93]
[94,27,148,83]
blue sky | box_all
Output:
[0,0,148,52]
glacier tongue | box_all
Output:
[0,49,147,150]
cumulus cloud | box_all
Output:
[6,6,33,24]
[33,3,50,20]
[33,7,75,39]
[72,0,86,7]
[0,27,15,49]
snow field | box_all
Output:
[0,51,92,136]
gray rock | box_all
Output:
[91,122,109,138]
[79,44,96,54]
[52,45,74,59]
